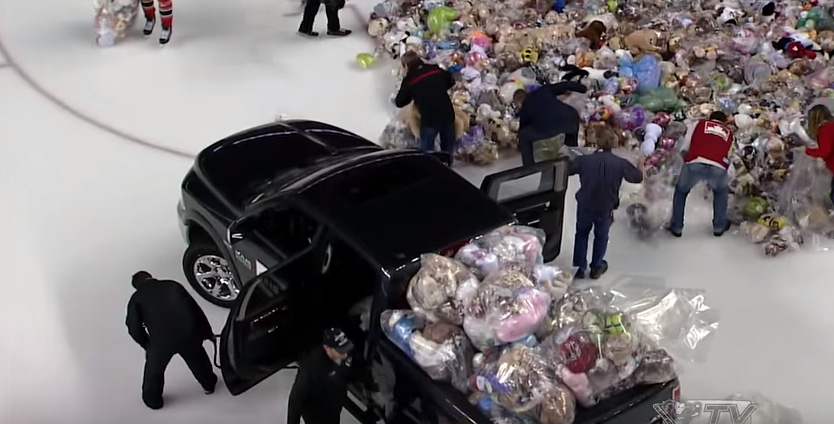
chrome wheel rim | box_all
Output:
[193,255,239,302]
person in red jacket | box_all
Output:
[668,111,734,237]
[805,104,834,206]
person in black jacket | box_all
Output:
[287,328,354,424]
[125,271,217,410]
[394,51,457,163]
[298,0,351,37]
[513,81,588,165]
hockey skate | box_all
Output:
[159,26,172,45]
[143,18,155,36]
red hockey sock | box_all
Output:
[159,0,173,28]
[141,1,155,20]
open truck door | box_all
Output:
[480,158,570,262]
[219,272,299,395]
[219,226,327,395]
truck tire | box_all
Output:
[183,242,239,308]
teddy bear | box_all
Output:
[624,29,662,59]
[368,18,390,38]
[402,103,470,140]
[486,117,518,149]
[383,29,424,58]
[773,32,824,59]
[817,30,834,53]
[576,20,607,50]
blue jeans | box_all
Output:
[419,123,456,160]
[573,205,613,272]
[670,163,729,233]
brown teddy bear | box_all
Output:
[624,29,662,59]
[401,103,470,139]
[486,117,517,149]
[576,21,607,50]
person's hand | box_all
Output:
[637,155,647,170]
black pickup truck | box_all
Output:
[176,120,679,424]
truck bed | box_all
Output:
[378,336,677,424]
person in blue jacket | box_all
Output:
[569,128,644,279]
[513,81,587,165]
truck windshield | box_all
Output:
[298,155,514,268]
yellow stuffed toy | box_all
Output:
[401,103,470,139]
[624,29,662,59]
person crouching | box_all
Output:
[513,81,588,166]
[570,127,644,279]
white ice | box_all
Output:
[0,0,832,423]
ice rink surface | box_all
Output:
[1,0,832,422]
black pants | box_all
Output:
[299,0,341,32]
[142,339,216,408]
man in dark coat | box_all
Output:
[297,0,351,37]
[126,271,217,410]
[513,81,588,165]
[394,51,457,163]
[287,328,354,424]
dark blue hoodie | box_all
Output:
[517,81,587,144]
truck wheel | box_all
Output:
[183,242,239,308]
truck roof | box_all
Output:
[292,151,515,270]
[196,120,381,207]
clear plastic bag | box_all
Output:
[463,270,552,351]
[604,285,721,365]
[94,0,139,47]
[621,179,675,240]
[775,151,834,250]
[456,225,546,279]
[380,310,474,391]
[406,254,480,325]
[538,305,644,407]
[532,134,566,163]
[378,117,419,150]
[470,344,576,424]
[531,263,577,300]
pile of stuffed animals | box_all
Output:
[368,0,834,256]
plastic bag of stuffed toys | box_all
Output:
[94,0,139,47]
[380,310,474,391]
[463,270,552,351]
[775,151,834,247]
[470,344,577,424]
[604,285,721,366]
[536,284,720,407]
[455,225,547,279]
[406,253,480,325]
[537,304,646,407]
